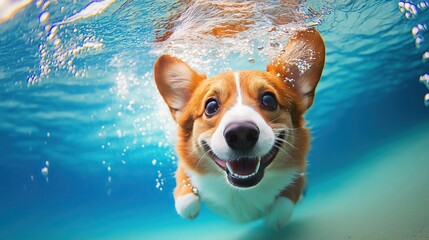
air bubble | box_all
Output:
[42,1,51,11]
[420,74,429,89]
[419,1,429,11]
[425,93,429,107]
[405,2,412,11]
[36,0,43,8]
[248,58,255,63]
[41,167,49,177]
[412,26,420,37]
[415,36,424,47]
[405,12,412,19]
[423,52,429,62]
[399,1,405,11]
[418,23,427,31]
[410,5,418,15]
[116,129,123,138]
[39,12,50,23]
[47,25,58,40]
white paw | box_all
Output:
[265,197,294,230]
[175,193,200,220]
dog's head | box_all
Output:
[154,28,325,188]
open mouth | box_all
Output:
[202,131,285,188]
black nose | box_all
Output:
[224,122,259,150]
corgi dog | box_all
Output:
[154,28,325,229]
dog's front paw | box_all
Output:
[265,197,294,230]
[175,193,200,220]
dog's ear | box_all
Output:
[154,55,206,121]
[267,28,325,110]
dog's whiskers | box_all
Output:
[273,143,293,160]
[268,116,285,125]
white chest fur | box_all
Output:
[187,169,297,223]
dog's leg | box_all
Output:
[265,174,305,229]
[174,164,200,220]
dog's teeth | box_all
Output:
[226,159,261,179]
[255,158,261,172]
[226,162,234,174]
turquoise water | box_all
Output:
[1,0,429,239]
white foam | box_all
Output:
[152,1,325,73]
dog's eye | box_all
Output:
[205,98,219,116]
[260,92,278,110]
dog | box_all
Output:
[154,27,325,229]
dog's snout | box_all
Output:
[224,122,259,150]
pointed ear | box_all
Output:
[154,55,206,121]
[267,28,325,110]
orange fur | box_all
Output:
[174,163,197,197]
[154,28,325,225]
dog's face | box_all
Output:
[154,28,325,188]
[189,70,302,188]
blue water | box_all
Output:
[1,0,429,239]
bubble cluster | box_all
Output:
[425,93,429,106]
[28,0,105,84]
[399,0,429,106]
[399,0,429,19]
[155,170,165,191]
[419,74,429,106]
[94,53,179,192]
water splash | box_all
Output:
[27,0,111,85]
[399,0,429,106]
[152,0,329,73]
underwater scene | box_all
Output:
[1,0,429,239]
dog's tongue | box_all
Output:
[227,157,260,176]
